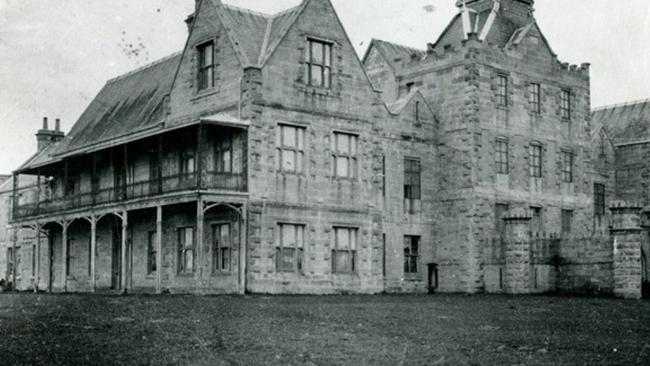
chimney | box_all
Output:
[36,116,65,152]
[185,0,200,32]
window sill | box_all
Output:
[277,171,307,177]
[404,275,422,282]
[298,85,338,98]
[191,89,219,101]
[145,274,156,280]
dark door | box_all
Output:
[111,224,122,290]
[642,247,649,299]
[427,263,438,294]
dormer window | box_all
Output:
[306,38,332,88]
[197,41,215,91]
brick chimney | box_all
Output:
[36,117,65,152]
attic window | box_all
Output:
[197,41,215,91]
[306,38,332,89]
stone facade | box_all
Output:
[4,0,647,298]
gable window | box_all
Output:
[332,227,357,274]
[177,227,195,275]
[529,143,542,178]
[529,83,541,114]
[276,124,305,173]
[275,224,305,273]
[561,89,571,119]
[215,136,233,173]
[332,132,358,178]
[197,41,215,91]
[594,183,606,217]
[496,75,508,107]
[561,210,573,236]
[495,138,509,175]
[213,223,232,272]
[147,231,156,275]
[404,236,420,274]
[599,133,607,157]
[561,151,574,183]
[306,38,332,88]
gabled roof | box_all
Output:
[592,99,650,146]
[363,39,427,72]
[386,88,435,118]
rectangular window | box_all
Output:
[404,158,421,200]
[529,144,542,178]
[594,183,606,217]
[332,227,357,274]
[213,223,232,272]
[529,83,541,114]
[177,227,195,275]
[561,89,571,119]
[530,207,543,234]
[275,224,305,273]
[332,132,358,178]
[306,39,332,88]
[496,75,508,107]
[276,125,305,173]
[561,210,573,236]
[495,139,509,175]
[147,231,156,275]
[561,151,574,183]
[404,236,420,274]
[215,136,233,173]
[197,41,215,91]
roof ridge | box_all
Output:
[107,51,182,84]
[271,4,301,19]
[374,38,426,54]
[221,3,272,18]
[592,98,650,112]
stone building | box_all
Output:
[6,0,645,297]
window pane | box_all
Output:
[283,126,296,148]
[324,44,331,66]
[311,41,323,64]
[220,248,230,270]
[297,128,304,150]
[323,68,331,88]
[311,65,323,86]
[185,249,194,272]
[220,224,230,247]
[202,44,213,66]
[282,224,296,248]
[336,228,349,249]
[336,157,348,177]
[282,150,295,172]
[296,152,303,173]
[350,230,356,250]
[338,134,349,154]
[335,251,351,272]
[222,150,232,173]
[282,248,295,272]
[185,229,194,249]
[350,136,357,156]
[297,226,304,249]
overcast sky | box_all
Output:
[1,0,649,174]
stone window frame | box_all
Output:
[403,235,420,275]
[275,223,306,274]
[495,137,509,175]
[331,131,359,180]
[196,40,216,92]
[528,82,542,114]
[212,222,232,274]
[560,88,572,120]
[529,142,543,178]
[177,226,196,276]
[298,34,340,97]
[594,183,606,217]
[276,123,306,175]
[332,226,358,274]
[496,74,509,108]
[146,231,157,276]
[305,37,333,89]
[561,149,574,183]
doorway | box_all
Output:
[427,263,439,294]
[642,247,649,299]
[111,224,122,290]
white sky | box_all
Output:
[0,0,649,174]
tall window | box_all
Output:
[147,231,156,275]
[530,207,543,234]
[332,227,357,274]
[561,89,571,119]
[180,152,196,176]
[276,125,305,173]
[332,132,358,178]
[594,183,606,217]
[561,151,574,183]
[215,137,233,173]
[213,224,232,273]
[197,41,215,91]
[404,236,420,274]
[529,143,542,178]
[496,75,508,107]
[529,83,541,114]
[495,139,509,175]
[561,210,573,236]
[404,158,421,200]
[275,224,305,273]
[177,227,195,275]
[306,39,332,88]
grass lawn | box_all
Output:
[0,293,649,365]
